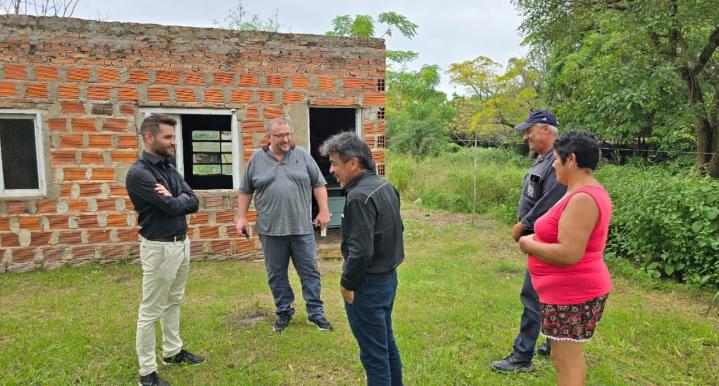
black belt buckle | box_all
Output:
[148,234,186,242]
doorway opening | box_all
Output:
[309,108,356,187]
[309,107,357,232]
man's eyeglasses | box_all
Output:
[271,132,292,139]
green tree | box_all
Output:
[386,65,453,157]
[326,12,418,39]
[514,0,719,176]
[325,12,419,67]
[325,12,448,156]
[448,56,501,101]
[447,56,542,141]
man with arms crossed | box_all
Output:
[236,118,333,332]
[126,114,205,386]
[321,132,405,385]
[491,109,566,373]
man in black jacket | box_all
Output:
[126,114,204,386]
[320,132,404,386]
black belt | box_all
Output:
[146,234,186,242]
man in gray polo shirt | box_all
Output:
[236,118,333,332]
[492,109,567,373]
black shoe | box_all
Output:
[162,349,206,365]
[536,341,551,357]
[307,315,333,331]
[273,311,293,332]
[139,371,170,386]
[491,353,533,372]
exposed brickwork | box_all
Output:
[66,67,90,82]
[0,15,385,273]
[58,84,80,99]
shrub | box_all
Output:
[386,150,415,192]
[598,165,719,287]
[388,148,719,289]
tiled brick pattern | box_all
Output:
[0,15,386,272]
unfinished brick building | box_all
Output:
[0,16,386,273]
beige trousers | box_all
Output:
[136,236,191,376]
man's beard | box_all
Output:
[152,142,174,158]
[273,143,290,154]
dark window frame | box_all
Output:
[181,114,233,190]
[139,109,240,191]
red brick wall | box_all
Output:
[0,16,386,273]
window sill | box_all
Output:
[0,191,46,200]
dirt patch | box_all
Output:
[402,206,500,231]
[317,259,343,275]
[612,277,719,321]
[223,305,275,330]
[112,272,134,283]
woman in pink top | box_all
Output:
[518,129,612,386]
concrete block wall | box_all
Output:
[0,16,386,273]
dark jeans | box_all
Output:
[344,270,402,386]
[512,270,549,361]
[259,234,324,318]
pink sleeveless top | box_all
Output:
[528,185,613,304]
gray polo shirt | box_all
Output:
[517,149,567,231]
[239,145,326,236]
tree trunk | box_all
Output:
[708,124,719,178]
[682,66,717,174]
[696,120,715,172]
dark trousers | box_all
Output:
[344,270,403,386]
[259,234,324,318]
[512,270,548,361]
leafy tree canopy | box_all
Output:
[386,65,454,157]
[447,56,543,141]
[325,12,419,68]
[513,0,719,175]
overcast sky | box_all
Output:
[73,0,527,96]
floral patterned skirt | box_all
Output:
[540,294,609,342]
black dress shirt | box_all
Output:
[125,151,199,239]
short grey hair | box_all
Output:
[547,124,559,136]
[320,132,376,171]
[266,118,291,132]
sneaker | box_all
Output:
[273,311,293,332]
[139,371,170,386]
[307,315,333,331]
[536,341,551,357]
[162,349,206,366]
[491,353,533,372]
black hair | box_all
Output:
[140,114,177,135]
[319,131,376,171]
[553,129,600,170]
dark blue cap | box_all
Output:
[515,109,558,131]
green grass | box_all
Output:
[1,206,718,385]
